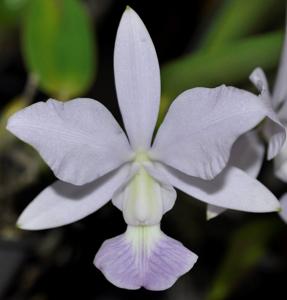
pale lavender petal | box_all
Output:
[229,130,265,178]
[152,163,280,213]
[17,165,131,230]
[250,68,286,159]
[151,85,269,180]
[263,118,286,160]
[249,67,271,98]
[272,17,287,109]
[206,131,265,220]
[274,140,287,182]
[7,98,132,185]
[279,193,287,223]
[114,7,160,150]
[278,100,287,124]
[94,225,197,290]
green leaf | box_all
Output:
[200,0,285,50]
[22,0,96,99]
[0,0,27,27]
[159,31,283,122]
[206,218,280,300]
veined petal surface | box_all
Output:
[17,165,131,230]
[114,7,160,150]
[94,225,197,290]
[151,85,269,180]
[7,98,132,185]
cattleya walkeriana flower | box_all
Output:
[6,8,283,290]
[207,19,287,221]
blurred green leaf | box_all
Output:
[200,0,285,50]
[0,96,27,150]
[160,31,283,121]
[22,0,96,99]
[206,218,280,300]
[0,0,27,27]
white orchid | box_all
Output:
[207,20,287,220]
[7,8,282,290]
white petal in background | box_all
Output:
[263,118,286,160]
[279,193,287,223]
[7,98,132,185]
[250,68,286,159]
[272,17,287,109]
[206,205,226,220]
[249,67,271,97]
[206,131,265,219]
[114,7,160,150]
[156,164,280,213]
[152,85,269,180]
[229,131,265,178]
[274,139,287,182]
[17,165,131,230]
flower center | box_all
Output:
[121,151,163,226]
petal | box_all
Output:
[206,131,265,220]
[272,19,287,109]
[17,165,131,230]
[7,98,132,185]
[250,68,286,159]
[114,7,160,150]
[94,225,197,290]
[229,130,265,177]
[274,139,287,182]
[206,205,226,220]
[279,193,287,223]
[249,67,271,97]
[151,85,269,180]
[154,164,280,213]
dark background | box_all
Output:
[1,1,287,299]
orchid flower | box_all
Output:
[6,8,282,290]
[207,19,287,220]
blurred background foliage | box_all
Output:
[0,0,287,299]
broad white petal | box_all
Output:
[95,225,197,290]
[272,18,287,109]
[151,85,269,180]
[229,131,265,178]
[279,193,287,223]
[17,165,131,230]
[7,98,132,185]
[114,7,160,150]
[155,164,280,213]
[250,68,286,159]
[274,139,287,182]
